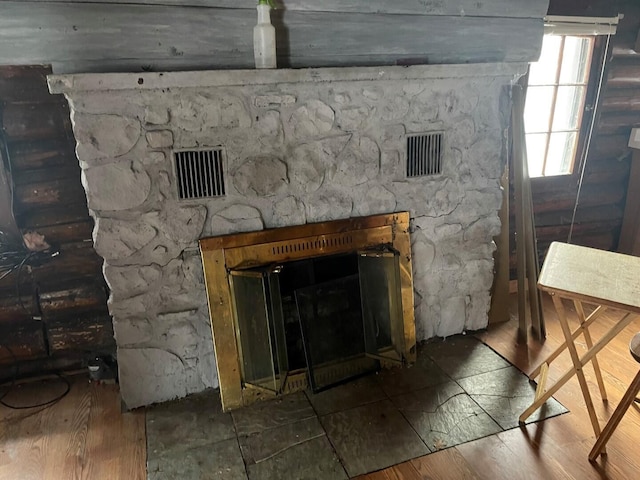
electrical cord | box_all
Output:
[0,344,71,410]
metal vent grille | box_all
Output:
[406,133,443,177]
[270,235,354,256]
[174,149,225,199]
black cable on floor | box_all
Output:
[0,344,71,410]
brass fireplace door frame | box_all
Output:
[199,212,415,411]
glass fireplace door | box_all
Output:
[358,249,405,364]
[229,266,288,393]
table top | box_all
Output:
[538,242,640,314]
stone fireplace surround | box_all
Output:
[48,63,525,409]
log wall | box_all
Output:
[0,66,114,380]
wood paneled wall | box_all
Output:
[509,0,640,275]
[0,66,114,380]
[0,0,548,73]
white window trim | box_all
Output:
[544,15,621,36]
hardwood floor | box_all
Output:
[1,293,639,479]
[0,377,145,480]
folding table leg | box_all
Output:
[552,295,602,439]
[574,300,608,401]
[520,310,634,424]
[589,369,640,461]
[529,306,606,380]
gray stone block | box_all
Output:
[73,112,141,161]
[146,130,174,148]
[82,161,151,211]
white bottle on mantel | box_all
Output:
[254,0,277,69]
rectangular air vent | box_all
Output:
[174,149,225,199]
[406,133,443,177]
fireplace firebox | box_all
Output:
[200,212,415,411]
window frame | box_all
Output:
[526,34,607,186]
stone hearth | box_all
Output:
[48,63,526,408]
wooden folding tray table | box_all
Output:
[520,242,640,442]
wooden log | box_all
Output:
[39,280,108,319]
[539,232,617,252]
[0,292,38,324]
[34,220,94,246]
[527,158,631,196]
[611,45,640,58]
[589,134,634,159]
[13,176,86,212]
[532,204,625,228]
[584,160,631,185]
[46,313,114,354]
[601,90,640,112]
[0,350,111,382]
[606,63,640,88]
[0,321,47,364]
[13,165,81,187]
[0,149,23,246]
[0,65,58,103]
[598,112,640,135]
[16,202,91,229]
[1,102,70,141]
[13,0,549,18]
[0,271,33,295]
[531,183,626,214]
[535,219,623,240]
[8,139,76,172]
[31,244,104,287]
[0,3,544,72]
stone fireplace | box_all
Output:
[48,63,525,409]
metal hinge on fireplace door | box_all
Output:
[358,248,405,365]
[228,265,288,394]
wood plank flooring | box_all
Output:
[0,377,145,480]
[1,292,639,479]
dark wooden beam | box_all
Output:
[0,2,544,73]
[10,0,549,18]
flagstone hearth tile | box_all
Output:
[457,365,568,429]
[147,438,247,480]
[391,381,502,451]
[421,335,511,380]
[238,417,325,465]
[146,389,235,459]
[244,433,347,480]
[240,417,347,479]
[305,374,387,416]
[376,356,450,397]
[231,392,316,436]
[320,399,429,477]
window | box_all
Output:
[524,35,594,177]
